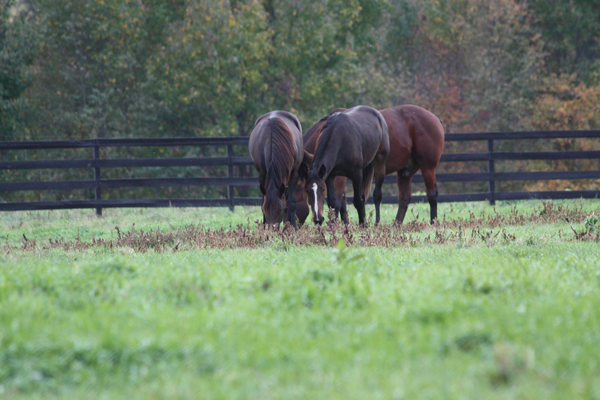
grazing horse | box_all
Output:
[295,109,347,226]
[249,110,305,228]
[382,105,445,223]
[297,105,444,225]
[303,106,389,225]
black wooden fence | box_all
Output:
[1,130,599,215]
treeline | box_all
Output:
[3,0,600,140]
[1,0,599,201]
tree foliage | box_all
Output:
[1,0,599,199]
[16,0,185,140]
[0,0,35,140]
[3,0,599,139]
[525,0,600,82]
[148,0,385,136]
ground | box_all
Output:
[1,200,599,399]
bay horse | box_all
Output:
[382,105,445,223]
[297,105,444,225]
[302,105,389,225]
[249,110,306,228]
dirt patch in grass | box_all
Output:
[5,202,599,253]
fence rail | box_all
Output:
[1,130,599,214]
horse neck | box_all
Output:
[266,160,288,195]
[264,177,282,208]
[311,124,340,181]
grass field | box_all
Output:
[1,200,600,399]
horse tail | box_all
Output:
[266,117,296,193]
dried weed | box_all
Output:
[6,202,599,253]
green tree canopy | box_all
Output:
[525,0,600,82]
[148,0,385,136]
[0,0,35,140]
[20,0,185,139]
[2,0,599,139]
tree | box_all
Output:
[377,0,545,133]
[0,0,34,140]
[148,0,385,137]
[525,0,600,82]
[23,0,185,139]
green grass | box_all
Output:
[1,200,600,399]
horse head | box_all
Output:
[294,150,314,226]
[262,181,287,226]
[305,167,327,225]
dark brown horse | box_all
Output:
[297,105,444,224]
[302,106,389,225]
[249,110,306,228]
[295,109,348,225]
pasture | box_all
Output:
[1,200,600,399]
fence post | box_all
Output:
[488,139,495,206]
[227,144,235,212]
[94,144,102,216]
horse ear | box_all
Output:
[318,165,327,179]
[298,150,313,181]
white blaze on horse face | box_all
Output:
[312,183,319,217]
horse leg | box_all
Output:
[361,164,374,202]
[334,177,349,224]
[262,196,267,226]
[340,193,349,224]
[372,165,386,225]
[351,170,366,225]
[259,174,267,226]
[359,164,374,224]
[395,172,413,224]
[286,171,299,229]
[325,176,339,220]
[422,167,439,223]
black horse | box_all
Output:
[249,110,306,228]
[303,106,389,225]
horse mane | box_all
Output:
[304,108,347,140]
[265,117,296,197]
[309,112,345,180]
[304,113,332,140]
[314,113,340,161]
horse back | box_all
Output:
[344,106,389,167]
[381,105,444,172]
[249,111,304,174]
[315,106,388,171]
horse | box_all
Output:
[381,105,445,223]
[297,105,444,225]
[248,110,307,228]
[295,109,348,226]
[302,105,389,225]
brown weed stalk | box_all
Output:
[6,201,599,253]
